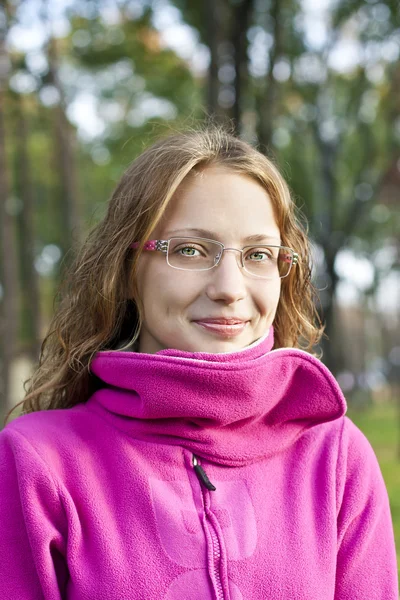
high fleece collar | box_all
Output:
[89,328,347,466]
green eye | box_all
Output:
[250,252,265,261]
[247,251,273,262]
[178,246,200,256]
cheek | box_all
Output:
[138,259,202,316]
[255,280,281,314]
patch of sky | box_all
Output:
[127,94,177,127]
[35,244,62,277]
[151,0,209,75]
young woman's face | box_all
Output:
[136,166,282,354]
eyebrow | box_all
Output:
[163,228,281,244]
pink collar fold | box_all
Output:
[89,328,346,466]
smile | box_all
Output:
[193,320,249,337]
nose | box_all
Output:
[205,249,247,304]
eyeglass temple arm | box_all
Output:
[281,252,299,265]
[130,240,168,253]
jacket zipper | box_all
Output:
[193,455,227,600]
[207,516,225,600]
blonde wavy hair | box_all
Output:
[14,126,323,416]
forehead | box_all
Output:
[158,166,281,242]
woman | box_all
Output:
[0,128,397,599]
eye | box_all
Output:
[180,246,200,256]
[175,244,205,257]
[246,248,275,262]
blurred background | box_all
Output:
[0,0,399,571]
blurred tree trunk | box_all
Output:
[322,256,340,372]
[311,122,340,372]
[232,0,253,134]
[204,0,255,131]
[14,94,41,362]
[205,0,219,115]
[47,35,81,261]
[256,0,283,150]
[205,0,242,126]
[0,18,19,417]
[41,0,81,264]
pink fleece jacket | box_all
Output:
[0,328,397,599]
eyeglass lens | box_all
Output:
[166,238,293,278]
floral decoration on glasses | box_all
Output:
[131,237,299,280]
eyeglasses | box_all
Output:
[131,237,299,279]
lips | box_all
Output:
[193,318,248,325]
[193,318,249,338]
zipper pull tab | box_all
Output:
[193,455,216,491]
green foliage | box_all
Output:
[69,12,200,113]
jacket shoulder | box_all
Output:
[1,404,93,455]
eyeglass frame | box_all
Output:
[131,237,299,279]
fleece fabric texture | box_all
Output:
[0,327,397,599]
